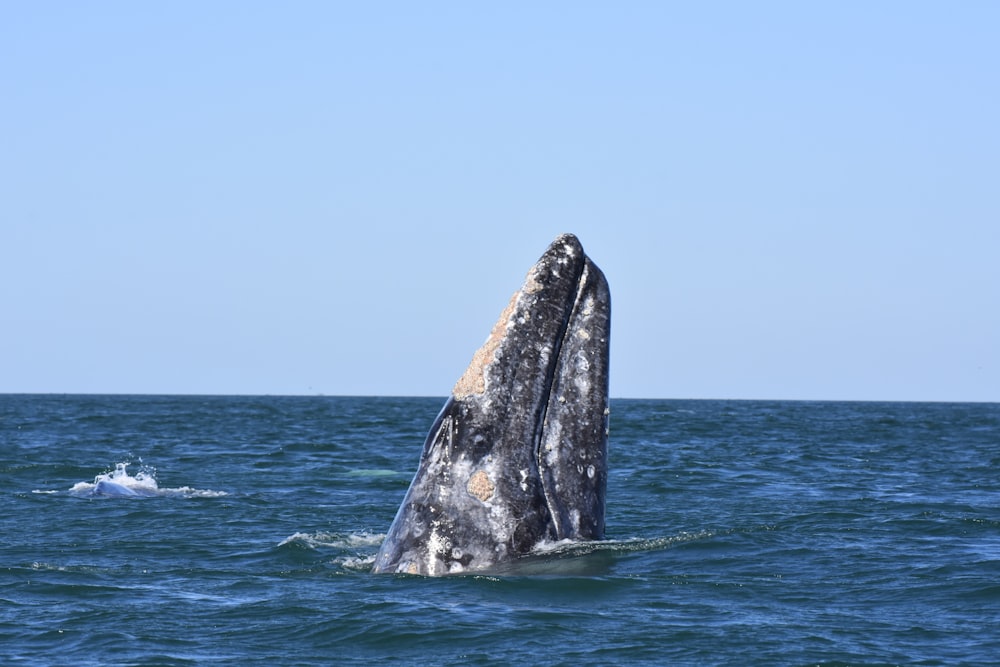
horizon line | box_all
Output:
[0,391,996,405]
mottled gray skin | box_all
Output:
[372,233,610,575]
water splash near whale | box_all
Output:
[62,461,227,498]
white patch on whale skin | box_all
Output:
[542,421,564,469]
[428,521,451,560]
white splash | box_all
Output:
[65,461,227,498]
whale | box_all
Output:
[92,479,157,497]
[372,233,610,575]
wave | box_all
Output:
[274,529,711,577]
[531,531,715,558]
[280,527,715,577]
[308,532,713,577]
[277,531,385,550]
[465,532,713,575]
[344,469,401,478]
[277,531,383,573]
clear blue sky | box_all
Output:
[3,2,997,401]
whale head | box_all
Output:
[372,233,610,575]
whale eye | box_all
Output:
[466,469,495,502]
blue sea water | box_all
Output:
[2,395,998,666]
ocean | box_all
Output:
[2,395,998,666]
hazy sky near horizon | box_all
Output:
[3,2,997,401]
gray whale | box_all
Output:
[372,233,610,575]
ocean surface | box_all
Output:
[2,395,998,666]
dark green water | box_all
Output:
[2,395,998,665]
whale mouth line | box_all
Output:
[531,258,590,531]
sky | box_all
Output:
[2,2,997,401]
